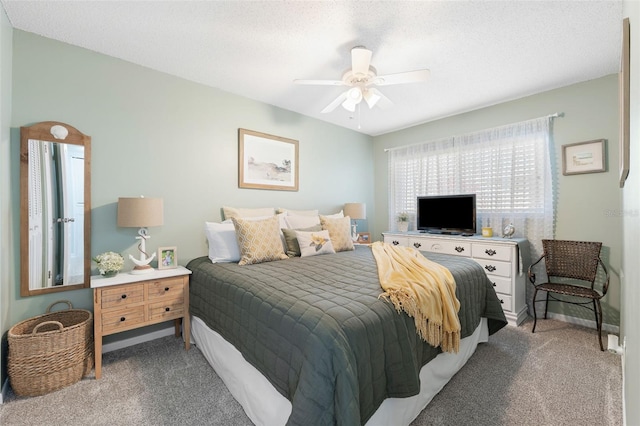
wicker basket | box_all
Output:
[8,300,94,397]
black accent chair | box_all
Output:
[528,239,609,351]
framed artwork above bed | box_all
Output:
[238,128,299,191]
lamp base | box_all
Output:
[130,264,154,275]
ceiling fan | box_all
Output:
[294,46,430,114]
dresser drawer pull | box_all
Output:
[165,307,170,312]
[121,294,127,299]
[164,287,170,292]
[392,240,399,246]
[485,265,497,272]
[413,242,422,249]
[485,249,497,256]
[492,282,497,287]
[455,246,464,253]
[500,299,504,304]
[120,317,126,322]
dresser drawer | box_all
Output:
[384,235,409,246]
[474,259,511,278]
[472,243,512,262]
[495,294,512,311]
[148,277,185,300]
[101,284,144,309]
[414,239,471,257]
[488,275,511,295]
[101,305,145,333]
[149,298,185,321]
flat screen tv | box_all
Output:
[417,194,476,234]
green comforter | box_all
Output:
[187,245,506,426]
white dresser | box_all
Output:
[382,232,528,326]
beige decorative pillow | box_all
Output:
[320,216,354,252]
[222,206,275,220]
[295,230,335,257]
[282,225,322,257]
[231,216,288,265]
[285,214,320,229]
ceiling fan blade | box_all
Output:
[373,69,430,86]
[351,47,372,76]
[371,88,394,109]
[321,91,349,113]
[294,79,344,86]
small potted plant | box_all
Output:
[397,212,410,232]
[93,251,124,277]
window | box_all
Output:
[388,116,554,256]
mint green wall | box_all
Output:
[6,30,374,329]
[372,75,622,327]
[0,6,13,391]
[622,2,639,424]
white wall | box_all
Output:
[622,2,639,424]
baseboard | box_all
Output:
[545,312,619,334]
[0,377,8,404]
[102,325,175,354]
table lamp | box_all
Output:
[343,202,366,241]
[117,196,163,274]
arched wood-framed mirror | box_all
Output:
[20,121,91,296]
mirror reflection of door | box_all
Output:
[27,140,84,289]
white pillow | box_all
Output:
[295,230,335,257]
[222,206,275,220]
[276,208,319,216]
[323,210,344,218]
[284,214,321,229]
[205,221,240,263]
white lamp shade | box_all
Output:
[117,197,164,228]
[343,203,366,220]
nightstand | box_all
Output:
[90,266,192,379]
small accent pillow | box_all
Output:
[204,221,240,263]
[282,225,322,257]
[295,230,335,257]
[323,210,344,218]
[232,216,288,265]
[276,208,319,216]
[222,206,275,220]
[320,215,354,252]
[284,214,320,229]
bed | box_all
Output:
[187,245,507,426]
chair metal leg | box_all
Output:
[595,299,604,351]
[544,291,549,319]
[532,287,539,333]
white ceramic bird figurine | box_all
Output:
[503,223,515,238]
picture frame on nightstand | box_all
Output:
[357,232,370,243]
[158,246,178,269]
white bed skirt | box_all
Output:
[191,315,489,426]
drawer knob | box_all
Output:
[413,242,422,248]
[455,246,464,253]
[392,240,399,245]
[121,294,127,299]
[485,265,497,272]
[120,317,126,322]
[485,249,497,256]
[500,299,504,304]
[165,307,170,312]
[492,282,497,287]
[164,287,170,292]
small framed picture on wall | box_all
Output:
[158,246,178,269]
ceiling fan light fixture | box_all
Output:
[363,89,381,108]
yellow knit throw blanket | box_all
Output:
[371,241,461,353]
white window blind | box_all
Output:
[388,116,554,257]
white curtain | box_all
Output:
[387,116,555,259]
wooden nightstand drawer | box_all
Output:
[473,259,511,278]
[488,276,511,295]
[101,306,145,333]
[472,243,512,262]
[148,278,185,299]
[101,284,144,308]
[415,238,471,257]
[496,294,512,311]
[149,298,184,321]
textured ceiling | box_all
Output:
[1,1,623,136]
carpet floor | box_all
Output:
[0,318,622,426]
